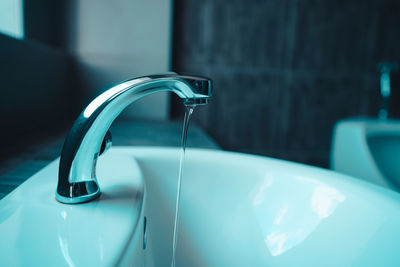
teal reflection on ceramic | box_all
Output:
[252,175,345,256]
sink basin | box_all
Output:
[331,118,400,191]
[1,147,400,266]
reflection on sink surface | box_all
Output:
[1,147,400,266]
[331,118,400,191]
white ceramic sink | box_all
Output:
[331,118,400,191]
[0,152,145,266]
[1,147,400,266]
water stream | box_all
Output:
[171,105,196,267]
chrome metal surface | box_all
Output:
[56,73,212,204]
[143,216,147,250]
[100,130,112,155]
[377,62,398,119]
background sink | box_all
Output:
[1,147,400,266]
[331,118,400,191]
[368,134,400,189]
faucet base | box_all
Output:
[56,180,101,204]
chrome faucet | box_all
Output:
[56,73,212,204]
[377,62,398,119]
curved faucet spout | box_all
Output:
[56,73,212,204]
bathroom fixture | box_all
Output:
[1,147,400,266]
[331,118,400,192]
[56,73,212,204]
[377,62,398,119]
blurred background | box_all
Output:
[0,0,399,175]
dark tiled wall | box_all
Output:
[0,34,74,161]
[172,0,400,168]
